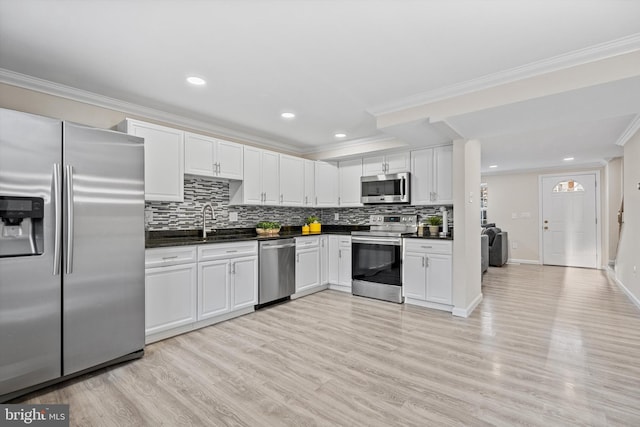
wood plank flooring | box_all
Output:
[16,264,640,426]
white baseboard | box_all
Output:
[609,267,640,312]
[507,258,541,265]
[291,284,328,299]
[404,298,452,313]
[328,283,352,293]
[452,292,483,318]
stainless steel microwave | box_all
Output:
[360,172,410,204]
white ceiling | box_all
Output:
[1,0,640,173]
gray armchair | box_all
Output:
[483,227,508,267]
[481,234,489,275]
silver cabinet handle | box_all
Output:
[162,256,178,260]
[64,165,74,275]
[321,239,325,248]
[217,163,221,174]
[421,246,433,249]
[226,250,238,253]
[280,194,283,204]
[339,249,342,258]
[52,163,62,275]
[297,253,300,263]
[425,256,429,267]
[338,196,341,206]
[315,196,318,205]
[232,262,236,274]
[422,257,425,268]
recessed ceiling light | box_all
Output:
[563,157,574,161]
[186,76,206,85]
[334,133,347,138]
[281,112,296,119]
[489,165,498,168]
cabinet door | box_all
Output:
[319,236,329,285]
[426,254,452,304]
[184,133,214,177]
[296,247,320,292]
[303,160,315,206]
[328,236,340,284]
[198,259,230,320]
[280,154,304,206]
[338,158,363,207]
[262,150,280,205]
[315,161,339,207]
[126,120,184,202]
[403,252,427,300]
[433,145,453,204]
[145,263,197,335]
[231,256,258,310]
[242,146,263,205]
[216,140,244,180]
[362,155,385,175]
[410,148,435,205]
[338,246,352,288]
[385,152,411,174]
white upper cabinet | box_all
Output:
[362,152,410,175]
[314,161,339,207]
[236,146,280,205]
[338,158,363,207]
[303,160,315,207]
[184,132,243,180]
[279,154,304,206]
[216,139,244,180]
[411,145,453,205]
[118,119,184,202]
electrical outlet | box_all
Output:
[512,212,518,219]
[334,213,339,221]
[144,209,153,222]
[520,212,531,218]
[229,212,238,222]
[512,241,518,249]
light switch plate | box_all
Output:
[334,213,339,221]
[144,209,153,222]
[512,212,518,219]
[229,212,238,222]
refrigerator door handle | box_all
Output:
[53,163,62,275]
[65,164,75,274]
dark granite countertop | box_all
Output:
[146,225,370,248]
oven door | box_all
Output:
[351,235,402,286]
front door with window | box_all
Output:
[541,173,598,268]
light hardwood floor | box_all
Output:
[17,264,640,426]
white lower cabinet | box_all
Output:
[328,235,352,291]
[144,246,197,341]
[319,235,329,285]
[144,241,257,343]
[403,239,453,310]
[295,236,321,294]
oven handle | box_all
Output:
[351,236,402,246]
[401,176,406,200]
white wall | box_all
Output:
[452,139,482,317]
[482,166,607,265]
[615,131,640,306]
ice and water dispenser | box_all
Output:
[0,196,45,257]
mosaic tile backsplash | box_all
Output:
[145,176,453,231]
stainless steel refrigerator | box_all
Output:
[0,108,145,402]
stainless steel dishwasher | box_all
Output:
[258,238,296,306]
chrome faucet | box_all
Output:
[201,203,215,239]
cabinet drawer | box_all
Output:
[145,246,197,268]
[338,236,351,247]
[404,239,452,254]
[295,236,319,249]
[198,241,258,261]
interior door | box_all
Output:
[542,174,597,268]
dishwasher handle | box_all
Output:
[261,243,295,250]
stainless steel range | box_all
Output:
[351,215,418,303]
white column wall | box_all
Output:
[452,139,482,317]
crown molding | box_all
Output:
[615,114,640,147]
[367,33,640,117]
[481,161,607,177]
[302,135,407,160]
[0,68,306,154]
